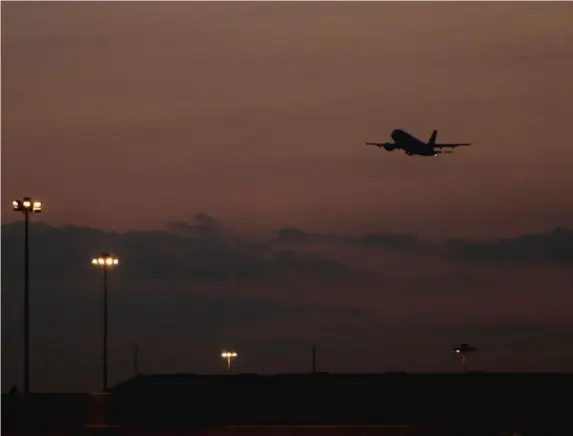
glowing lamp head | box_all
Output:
[91,253,119,268]
[12,197,42,213]
[453,343,476,354]
[221,351,238,358]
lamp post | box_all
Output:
[221,350,237,374]
[91,253,119,392]
[12,197,42,395]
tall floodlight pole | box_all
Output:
[12,197,42,395]
[91,253,119,391]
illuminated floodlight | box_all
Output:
[91,253,119,268]
[221,350,238,373]
[12,197,42,214]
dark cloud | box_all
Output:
[272,226,573,264]
[167,212,220,238]
[273,227,431,251]
[442,227,573,264]
[2,222,571,293]
[358,232,432,252]
[3,221,572,290]
[274,250,351,279]
[274,227,340,245]
[275,227,309,244]
[1,218,351,284]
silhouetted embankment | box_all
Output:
[3,373,573,435]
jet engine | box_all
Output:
[383,144,395,151]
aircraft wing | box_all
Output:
[433,143,471,148]
[366,142,394,148]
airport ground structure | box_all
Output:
[3,372,573,435]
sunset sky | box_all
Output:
[2,2,573,392]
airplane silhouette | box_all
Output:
[366,129,471,156]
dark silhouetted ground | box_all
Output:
[3,373,572,435]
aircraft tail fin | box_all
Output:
[428,130,438,146]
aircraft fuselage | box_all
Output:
[390,129,436,156]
